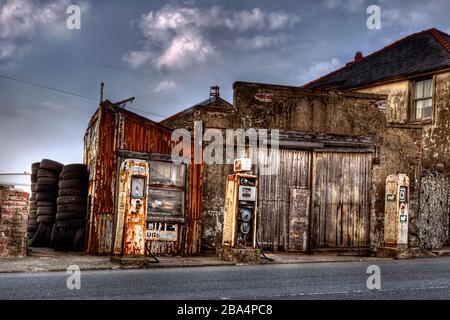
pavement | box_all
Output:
[0,247,392,273]
[1,256,449,299]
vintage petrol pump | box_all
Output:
[219,159,260,262]
[113,159,149,256]
[383,174,410,254]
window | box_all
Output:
[412,78,433,121]
[147,161,186,219]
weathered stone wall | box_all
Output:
[419,170,449,250]
[162,103,236,252]
[358,81,410,124]
[0,187,29,257]
[233,82,423,250]
[422,72,450,173]
[357,71,450,248]
[164,82,425,252]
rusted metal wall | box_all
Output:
[84,101,203,256]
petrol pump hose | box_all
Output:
[256,238,274,262]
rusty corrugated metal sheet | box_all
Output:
[84,100,203,256]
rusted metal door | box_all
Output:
[310,152,372,249]
[251,148,311,251]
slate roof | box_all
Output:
[302,28,450,90]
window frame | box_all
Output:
[146,159,187,220]
[410,77,434,123]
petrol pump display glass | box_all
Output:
[131,176,145,198]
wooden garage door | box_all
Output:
[251,148,311,251]
[311,152,372,249]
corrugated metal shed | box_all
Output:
[84,100,203,256]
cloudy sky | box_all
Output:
[1,0,449,187]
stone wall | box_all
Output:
[0,187,29,257]
[419,170,449,250]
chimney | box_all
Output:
[354,51,363,62]
[210,85,220,98]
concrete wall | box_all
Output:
[0,187,29,257]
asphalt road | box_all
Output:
[0,257,449,300]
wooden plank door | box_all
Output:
[311,152,372,249]
[251,148,311,251]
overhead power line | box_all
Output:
[0,74,169,119]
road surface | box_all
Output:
[1,257,449,299]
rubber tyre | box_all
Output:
[31,173,38,183]
[30,201,37,210]
[39,159,63,172]
[36,192,58,201]
[57,203,86,212]
[56,219,85,230]
[37,176,58,184]
[56,211,86,221]
[31,162,41,173]
[31,183,37,192]
[37,206,56,216]
[58,188,85,197]
[37,169,59,179]
[37,214,55,224]
[57,196,85,205]
[35,182,58,193]
[59,179,85,189]
[62,171,87,181]
[62,164,87,174]
[37,201,56,207]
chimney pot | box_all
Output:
[354,51,363,61]
[210,85,220,98]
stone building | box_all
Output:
[162,28,450,254]
[303,28,450,250]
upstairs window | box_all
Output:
[412,78,433,121]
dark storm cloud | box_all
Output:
[0,0,449,183]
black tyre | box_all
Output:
[57,196,85,205]
[56,219,85,230]
[37,214,55,224]
[37,200,56,207]
[35,182,58,192]
[36,192,58,201]
[37,168,59,179]
[31,183,37,192]
[31,173,38,183]
[31,162,40,174]
[37,176,58,184]
[63,171,88,181]
[62,164,87,174]
[37,206,56,216]
[39,159,63,172]
[29,200,37,210]
[57,203,86,213]
[59,179,85,189]
[56,211,85,221]
[73,227,86,251]
[29,210,37,218]
[58,188,85,197]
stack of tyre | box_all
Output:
[54,164,88,251]
[31,159,63,247]
[27,162,40,239]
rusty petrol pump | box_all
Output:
[113,159,149,256]
[218,158,260,263]
[378,174,410,259]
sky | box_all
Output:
[0,0,449,188]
